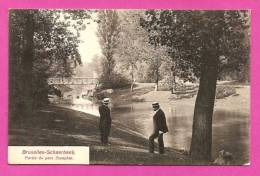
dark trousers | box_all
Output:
[100,132,109,144]
[149,132,164,154]
[100,124,111,144]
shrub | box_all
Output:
[99,72,131,89]
[131,97,145,102]
[216,85,236,99]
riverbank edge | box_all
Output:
[9,105,191,165]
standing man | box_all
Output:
[99,98,112,145]
[149,102,169,154]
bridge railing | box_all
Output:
[48,77,99,85]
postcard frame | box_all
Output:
[0,0,259,175]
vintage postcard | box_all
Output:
[8,9,250,165]
[1,0,260,176]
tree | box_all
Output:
[97,10,121,88]
[9,9,92,118]
[115,11,141,91]
[141,10,198,92]
[218,11,250,83]
[144,46,169,91]
[116,11,167,91]
[141,10,249,161]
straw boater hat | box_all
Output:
[152,102,160,107]
[102,98,110,105]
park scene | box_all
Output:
[9,9,250,165]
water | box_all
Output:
[62,100,249,164]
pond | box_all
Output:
[63,100,249,165]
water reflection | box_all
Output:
[111,102,195,150]
[62,101,249,164]
[212,111,249,164]
[65,103,100,116]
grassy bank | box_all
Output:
[9,82,248,164]
[9,106,189,164]
[109,82,249,114]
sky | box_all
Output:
[74,20,102,77]
[78,20,101,64]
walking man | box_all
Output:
[149,102,168,154]
[99,98,112,145]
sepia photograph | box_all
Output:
[8,9,250,165]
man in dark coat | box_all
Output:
[149,102,169,154]
[99,98,112,145]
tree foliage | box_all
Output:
[141,10,249,161]
[9,9,92,118]
[97,10,121,88]
[115,10,170,91]
[141,10,249,82]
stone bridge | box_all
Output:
[48,77,99,86]
[48,77,99,102]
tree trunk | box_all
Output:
[20,12,34,117]
[241,56,249,83]
[130,65,134,92]
[155,73,159,91]
[170,54,177,93]
[173,73,176,91]
[170,70,176,94]
[240,25,250,83]
[155,62,159,91]
[171,74,174,94]
[190,56,218,162]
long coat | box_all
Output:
[153,109,168,133]
[98,104,112,134]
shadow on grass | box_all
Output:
[9,106,190,165]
